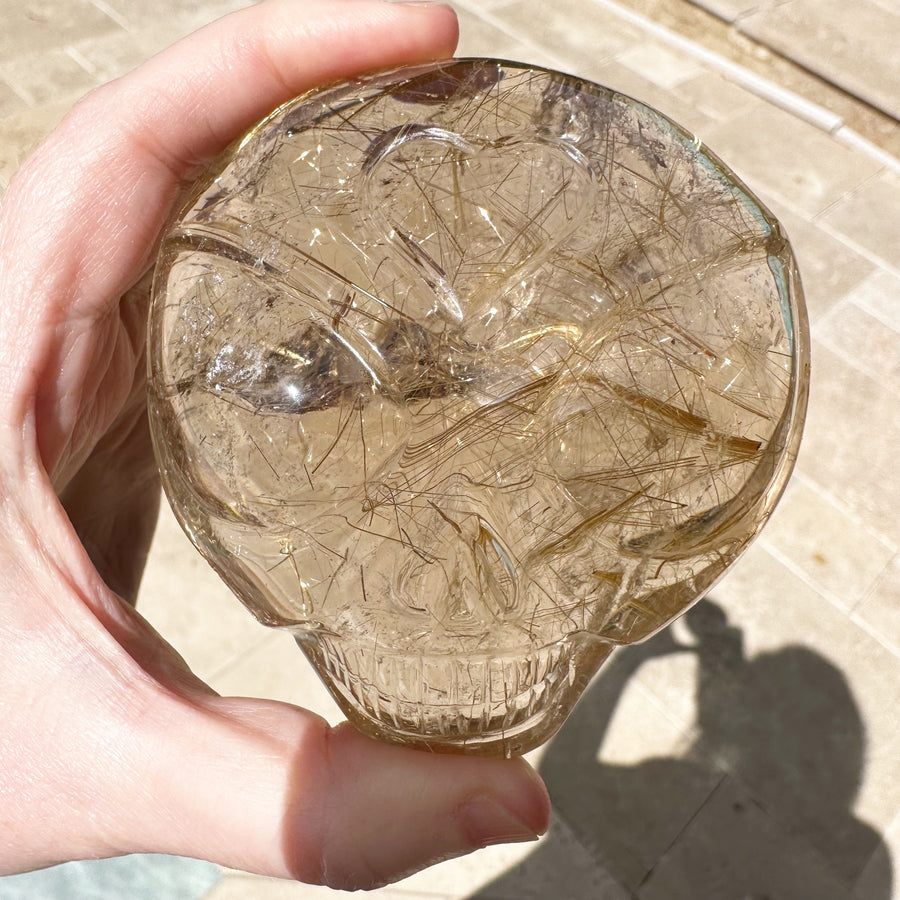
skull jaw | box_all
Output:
[295,630,613,757]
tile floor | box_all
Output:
[701,0,900,121]
[1,0,898,897]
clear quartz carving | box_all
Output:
[148,59,810,756]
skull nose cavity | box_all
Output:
[392,509,521,629]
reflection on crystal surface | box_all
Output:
[148,59,809,756]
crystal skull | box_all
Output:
[148,59,809,756]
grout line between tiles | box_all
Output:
[634,771,729,894]
[584,0,900,178]
[757,537,900,663]
[204,629,280,684]
[834,126,900,177]
[848,544,900,641]
[450,0,573,71]
[850,805,900,899]
[788,470,899,556]
[64,45,99,78]
[457,0,900,190]
[848,606,900,662]
[816,281,900,338]
[812,325,900,398]
[754,536,857,612]
[632,674,700,745]
[811,219,900,282]
[586,0,843,131]
[0,72,36,109]
[89,0,131,31]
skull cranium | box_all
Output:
[148,60,808,756]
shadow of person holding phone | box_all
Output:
[470,598,891,899]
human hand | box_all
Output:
[0,0,549,888]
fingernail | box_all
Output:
[462,796,541,848]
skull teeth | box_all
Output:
[299,632,611,753]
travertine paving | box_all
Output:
[1,0,898,898]
[693,0,900,120]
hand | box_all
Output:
[0,0,549,889]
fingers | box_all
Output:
[0,564,548,886]
[0,510,548,887]
[4,0,459,309]
[114,0,461,178]
[116,692,549,889]
[0,2,547,887]
[282,721,550,889]
[0,0,457,483]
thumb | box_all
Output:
[114,689,550,889]
[0,436,547,887]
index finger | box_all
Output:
[2,0,459,314]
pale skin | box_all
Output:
[0,0,549,889]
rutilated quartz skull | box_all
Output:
[148,59,809,757]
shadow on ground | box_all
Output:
[469,598,892,900]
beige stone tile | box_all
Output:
[92,0,251,32]
[453,7,537,64]
[67,29,174,83]
[0,47,98,108]
[820,169,900,269]
[599,620,708,741]
[616,41,705,91]
[623,651,702,749]
[137,502,272,684]
[75,0,252,67]
[855,553,900,658]
[0,101,72,191]
[487,0,646,75]
[207,627,343,723]
[798,344,900,547]
[171,0,258,34]
[0,81,28,119]
[533,648,719,891]
[205,872,432,898]
[638,775,852,899]
[663,579,897,889]
[741,0,900,120]
[689,0,761,22]
[714,544,900,837]
[816,298,900,394]
[589,59,715,139]
[569,650,698,767]
[581,564,899,893]
[450,0,517,11]
[204,874,316,898]
[458,813,630,899]
[851,807,898,900]
[844,269,900,333]
[763,204,875,323]
[0,0,121,58]
[701,104,883,218]
[757,476,896,611]
[675,71,762,124]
